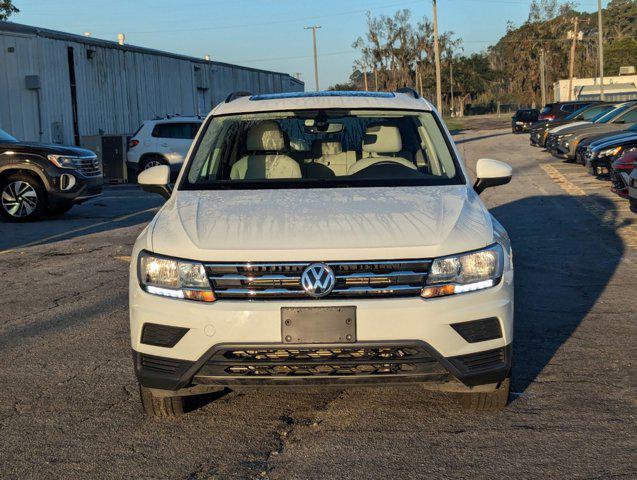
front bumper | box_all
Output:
[47,172,103,207]
[129,268,514,391]
[133,341,511,390]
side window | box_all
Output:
[615,108,637,124]
[153,123,201,139]
[560,104,575,113]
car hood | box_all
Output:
[150,185,494,262]
[588,131,637,149]
[572,123,630,140]
[548,121,589,133]
[0,142,95,157]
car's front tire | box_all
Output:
[455,377,510,411]
[139,385,185,417]
[0,172,46,222]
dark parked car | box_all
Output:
[538,100,599,121]
[610,148,636,197]
[575,122,637,165]
[511,109,539,133]
[529,103,616,147]
[0,128,102,222]
[584,132,637,176]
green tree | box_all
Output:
[604,37,637,76]
[0,0,19,20]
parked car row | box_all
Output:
[524,101,637,213]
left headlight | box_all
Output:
[138,251,216,302]
[599,146,622,158]
[47,154,77,168]
[422,244,504,299]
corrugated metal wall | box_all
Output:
[0,29,303,145]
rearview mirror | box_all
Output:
[138,165,172,200]
[474,158,512,195]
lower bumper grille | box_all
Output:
[195,343,446,381]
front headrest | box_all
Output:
[362,125,402,153]
[246,121,285,151]
[312,141,343,156]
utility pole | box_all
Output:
[567,17,580,101]
[597,0,605,100]
[304,25,321,91]
[432,0,443,113]
[373,65,378,91]
[540,49,547,106]
[363,64,369,91]
[449,56,454,116]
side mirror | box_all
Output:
[474,158,512,195]
[138,165,172,200]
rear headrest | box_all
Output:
[362,125,402,153]
[312,141,343,156]
[246,121,285,151]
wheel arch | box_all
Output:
[0,164,50,191]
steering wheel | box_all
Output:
[347,157,417,175]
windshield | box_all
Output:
[0,128,17,143]
[595,104,632,123]
[181,109,463,190]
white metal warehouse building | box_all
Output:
[0,22,304,146]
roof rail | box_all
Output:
[225,91,252,103]
[396,87,420,99]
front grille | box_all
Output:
[206,260,431,300]
[195,344,447,379]
[72,156,102,177]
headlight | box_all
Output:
[599,146,622,158]
[47,154,77,168]
[138,251,215,302]
[421,244,504,299]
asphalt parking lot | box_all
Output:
[0,127,635,479]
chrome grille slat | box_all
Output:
[206,260,431,300]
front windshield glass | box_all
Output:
[0,128,17,143]
[181,109,463,190]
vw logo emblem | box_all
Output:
[301,263,336,298]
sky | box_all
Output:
[10,0,609,89]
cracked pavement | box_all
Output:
[0,128,635,479]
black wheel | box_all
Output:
[139,156,167,174]
[455,377,510,411]
[47,204,74,215]
[139,385,185,418]
[0,172,46,222]
[630,197,637,213]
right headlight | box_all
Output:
[138,251,215,302]
[421,243,504,299]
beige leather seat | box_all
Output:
[310,141,356,176]
[230,121,302,180]
[347,125,416,175]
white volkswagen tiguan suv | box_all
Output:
[131,90,514,416]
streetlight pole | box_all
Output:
[304,25,321,91]
[597,0,605,100]
[432,0,443,113]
